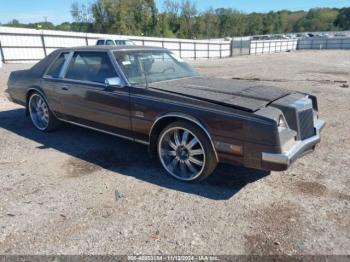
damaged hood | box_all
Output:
[150,77,291,112]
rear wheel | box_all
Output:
[28,92,60,132]
[157,121,217,182]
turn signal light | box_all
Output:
[230,145,243,154]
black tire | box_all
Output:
[157,120,218,182]
[28,92,61,132]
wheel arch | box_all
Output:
[25,87,49,116]
[149,112,218,161]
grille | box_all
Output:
[298,108,315,140]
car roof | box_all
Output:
[57,45,167,52]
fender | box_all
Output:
[149,112,219,161]
[25,86,59,118]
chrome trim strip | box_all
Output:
[150,112,219,161]
[262,119,325,165]
[58,118,150,146]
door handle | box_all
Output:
[61,87,69,91]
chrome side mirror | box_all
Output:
[105,77,122,88]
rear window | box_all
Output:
[45,52,69,78]
[96,40,105,45]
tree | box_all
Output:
[335,7,350,30]
[179,0,197,38]
[296,8,338,32]
[3,1,349,39]
[202,8,219,38]
[163,0,180,35]
[70,1,93,32]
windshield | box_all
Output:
[114,50,199,85]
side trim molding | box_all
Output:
[57,118,150,146]
[150,112,219,161]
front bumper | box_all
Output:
[261,118,326,171]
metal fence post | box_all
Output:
[194,42,197,60]
[240,37,243,55]
[179,41,182,58]
[207,43,210,59]
[85,36,89,46]
[41,33,47,57]
[280,41,282,52]
[263,41,266,54]
[248,39,251,55]
[230,39,234,57]
[219,43,222,58]
[341,38,344,50]
[0,41,5,63]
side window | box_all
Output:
[45,52,69,78]
[106,40,115,45]
[96,40,105,45]
[65,52,118,84]
[115,40,126,45]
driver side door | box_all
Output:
[57,51,132,137]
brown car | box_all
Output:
[5,46,325,182]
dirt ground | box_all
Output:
[0,50,349,255]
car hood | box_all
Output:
[150,77,292,112]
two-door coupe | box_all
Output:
[5,46,325,181]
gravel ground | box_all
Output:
[0,50,349,255]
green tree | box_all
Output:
[3,1,348,39]
[296,8,338,31]
[335,7,350,30]
[179,0,197,38]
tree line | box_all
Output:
[3,0,350,39]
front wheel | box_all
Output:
[157,121,218,182]
[28,92,60,132]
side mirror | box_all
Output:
[105,77,122,90]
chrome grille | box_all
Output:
[298,108,315,140]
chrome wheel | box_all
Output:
[158,127,206,181]
[29,94,49,131]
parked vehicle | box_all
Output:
[333,33,347,37]
[5,46,325,182]
[96,38,135,46]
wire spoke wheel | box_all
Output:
[29,94,50,131]
[158,127,206,181]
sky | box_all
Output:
[0,0,348,25]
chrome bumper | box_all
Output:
[262,119,326,166]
